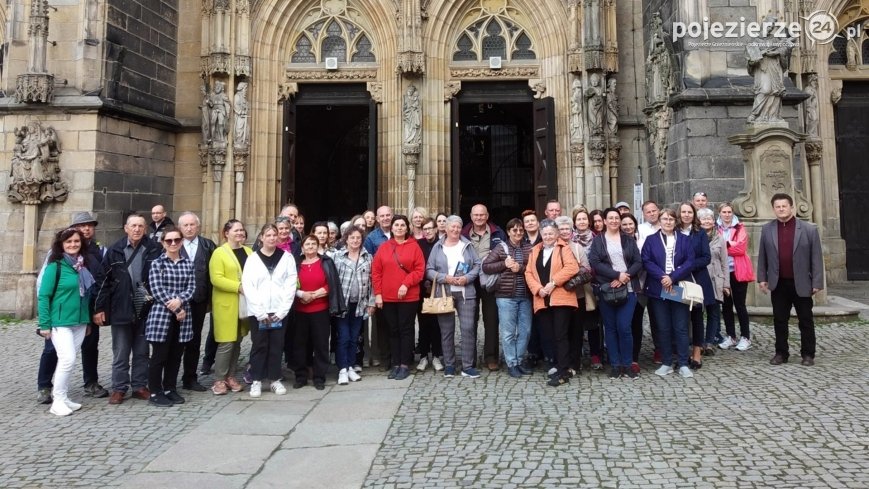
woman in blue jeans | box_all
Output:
[641,208,696,378]
[588,208,643,379]
[482,218,534,378]
[333,227,374,385]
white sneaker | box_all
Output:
[250,381,262,398]
[679,366,694,378]
[416,357,429,371]
[347,368,361,382]
[64,399,82,411]
[49,399,73,416]
[735,337,752,351]
[270,380,287,395]
[654,365,673,377]
[718,337,736,349]
[338,368,349,385]
[547,367,558,376]
[431,357,444,371]
[352,365,363,373]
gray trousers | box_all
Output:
[111,323,149,393]
[436,293,477,370]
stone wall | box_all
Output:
[92,117,177,246]
[104,0,179,116]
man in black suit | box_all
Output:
[177,211,217,390]
[757,193,824,366]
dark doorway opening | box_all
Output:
[835,81,869,280]
[457,102,534,226]
[282,84,377,228]
[296,105,369,224]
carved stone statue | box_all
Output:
[746,15,795,124]
[585,73,604,137]
[403,85,421,146]
[200,83,211,144]
[7,121,68,204]
[233,81,250,148]
[208,80,231,144]
[570,79,585,143]
[804,74,819,137]
[645,13,671,107]
[605,77,619,137]
[846,39,859,70]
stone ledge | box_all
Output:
[747,295,863,323]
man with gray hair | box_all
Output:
[461,204,507,370]
[177,212,217,391]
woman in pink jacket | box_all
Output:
[716,203,755,352]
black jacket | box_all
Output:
[189,235,217,304]
[296,254,346,317]
[148,216,175,243]
[587,233,643,292]
[92,237,161,325]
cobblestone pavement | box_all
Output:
[363,321,869,488]
[2,316,867,488]
[0,319,243,488]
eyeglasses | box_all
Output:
[693,192,707,197]
[163,238,182,245]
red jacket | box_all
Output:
[372,238,426,302]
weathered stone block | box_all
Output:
[686,119,716,137]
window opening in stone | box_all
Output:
[322,20,347,61]
[482,20,507,59]
[512,32,536,60]
[829,36,847,65]
[352,34,376,62]
[453,33,477,61]
[292,35,316,63]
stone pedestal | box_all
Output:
[728,125,810,221]
[16,273,37,320]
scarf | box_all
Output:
[573,228,594,248]
[63,253,95,297]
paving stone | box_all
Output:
[249,445,380,489]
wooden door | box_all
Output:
[532,97,557,216]
[281,99,297,206]
[835,82,869,280]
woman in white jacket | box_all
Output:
[242,224,297,397]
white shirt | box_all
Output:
[637,222,660,252]
[443,242,465,292]
[183,237,198,261]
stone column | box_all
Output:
[16,0,54,103]
[805,138,823,224]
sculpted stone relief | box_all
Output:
[7,121,68,204]
[234,81,250,149]
[208,81,231,145]
[585,73,604,137]
[403,85,422,147]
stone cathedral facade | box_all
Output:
[0,0,866,315]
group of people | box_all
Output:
[36,192,824,415]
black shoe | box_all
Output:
[199,362,213,376]
[84,382,109,398]
[183,381,208,392]
[394,367,410,381]
[293,380,307,389]
[387,367,399,380]
[517,364,534,375]
[547,375,569,387]
[770,353,789,365]
[37,388,53,405]
[626,368,639,380]
[608,367,622,379]
[801,356,815,366]
[165,391,185,404]
[689,359,703,370]
[507,366,523,378]
[149,392,174,407]
[314,382,325,391]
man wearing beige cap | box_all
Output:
[615,201,631,215]
[36,212,108,404]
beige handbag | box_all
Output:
[422,283,455,315]
[583,283,597,312]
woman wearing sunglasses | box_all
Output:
[145,227,195,407]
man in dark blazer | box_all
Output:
[177,211,217,391]
[757,193,824,366]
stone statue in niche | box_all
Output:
[403,85,421,146]
[846,38,859,70]
[745,15,795,124]
[605,77,619,138]
[804,74,819,137]
[208,81,231,144]
[570,79,584,143]
[233,81,250,148]
[200,83,211,144]
[8,121,68,204]
[645,12,671,106]
[585,73,604,137]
